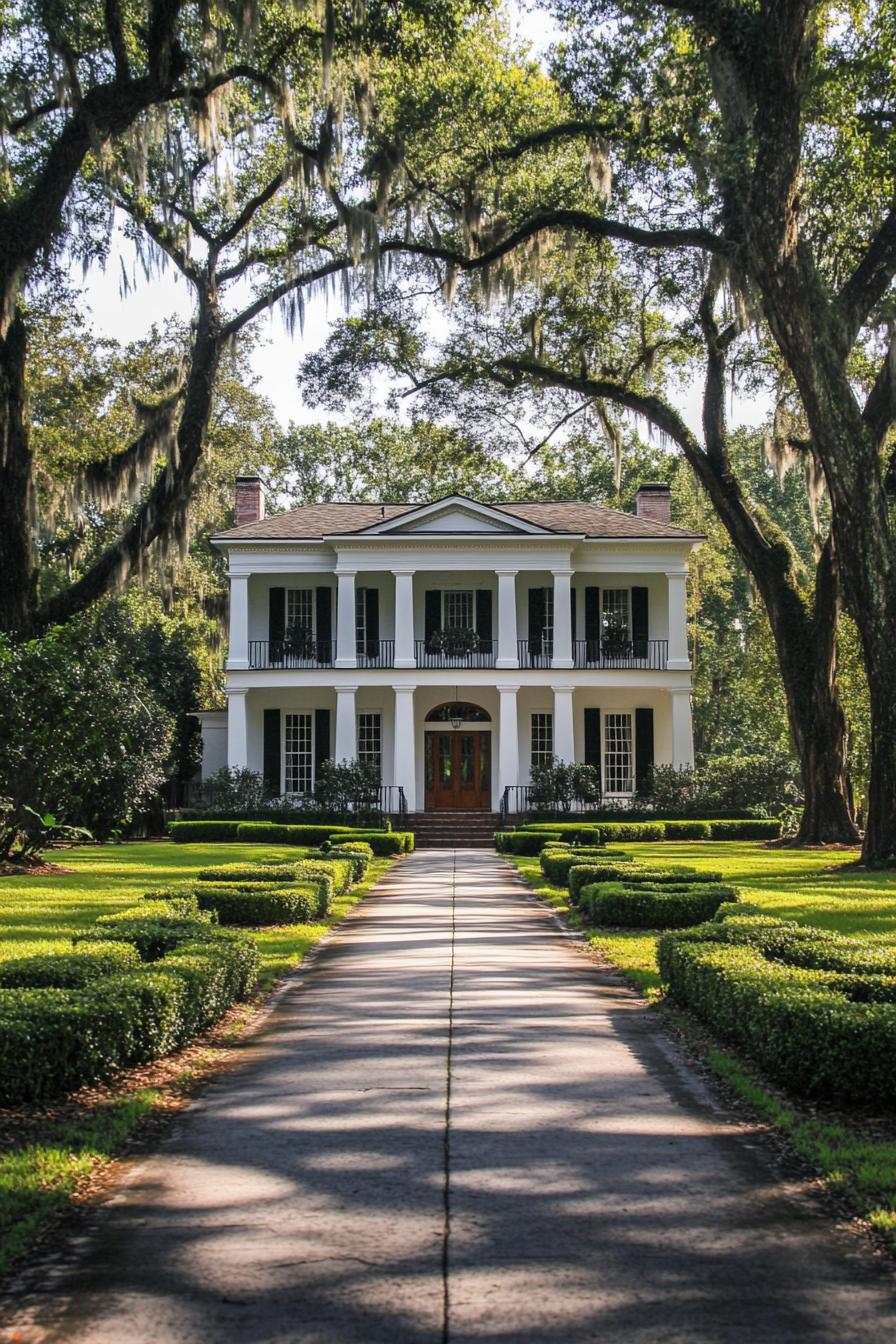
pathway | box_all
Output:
[14,850,896,1341]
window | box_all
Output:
[284,712,313,794]
[531,712,553,767]
[444,590,474,629]
[602,588,630,634]
[604,712,633,794]
[358,712,382,779]
[287,588,314,631]
[542,587,554,648]
[355,588,368,650]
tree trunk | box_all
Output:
[862,663,896,861]
[0,310,36,634]
[784,645,857,844]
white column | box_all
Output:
[552,685,575,763]
[227,688,249,769]
[551,569,574,668]
[670,689,695,769]
[666,571,690,669]
[392,685,417,810]
[496,570,519,668]
[498,685,521,802]
[227,573,250,669]
[334,685,358,762]
[335,569,357,668]
[393,570,416,668]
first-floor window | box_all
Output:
[531,712,553,766]
[284,712,313,794]
[604,712,633,794]
[358,712,382,779]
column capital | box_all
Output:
[226,687,249,699]
[495,568,519,577]
[391,567,417,577]
[550,683,575,694]
[551,567,574,578]
[391,683,417,694]
[334,566,358,577]
[496,683,521,694]
[664,569,689,580]
[335,685,359,695]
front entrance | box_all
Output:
[424,731,492,810]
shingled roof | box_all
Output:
[213,499,703,542]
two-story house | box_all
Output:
[199,481,702,818]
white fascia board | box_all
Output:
[346,494,549,535]
[329,537,583,571]
[224,668,693,692]
[572,539,697,573]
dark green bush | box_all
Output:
[539,847,611,885]
[494,831,562,855]
[84,908,218,961]
[708,820,782,840]
[0,918,259,1104]
[566,861,694,903]
[596,821,667,842]
[0,941,140,989]
[235,822,355,845]
[168,820,240,843]
[197,863,300,884]
[658,919,896,1103]
[303,856,352,897]
[195,884,317,926]
[331,830,413,855]
[326,843,372,881]
[581,881,738,928]
[662,820,711,840]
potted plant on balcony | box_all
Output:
[601,613,632,660]
[283,622,317,661]
[428,626,481,657]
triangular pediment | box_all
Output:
[353,495,549,536]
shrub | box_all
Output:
[303,856,353,897]
[0,941,140,989]
[195,884,317,926]
[580,881,738,928]
[313,758,382,816]
[658,918,896,1103]
[235,822,354,845]
[596,821,667,842]
[539,847,611,885]
[190,766,271,813]
[662,820,711,840]
[84,908,217,961]
[568,863,637,904]
[528,757,601,812]
[297,862,336,914]
[197,863,300,884]
[169,820,241,842]
[0,917,259,1103]
[333,830,413,855]
[325,842,372,881]
[520,823,604,844]
[494,831,562,855]
[708,819,782,840]
[636,752,799,815]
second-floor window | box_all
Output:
[444,590,474,628]
[602,588,630,635]
[287,588,314,632]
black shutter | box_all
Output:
[528,587,546,656]
[632,586,649,659]
[425,590,441,649]
[269,586,285,659]
[584,707,601,793]
[584,586,600,661]
[635,707,655,790]
[263,709,281,795]
[314,708,331,776]
[316,586,332,663]
[476,589,493,651]
[365,587,379,657]
[570,586,577,644]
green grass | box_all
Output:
[0,839,395,1277]
[507,840,896,1249]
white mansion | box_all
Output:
[199,481,702,816]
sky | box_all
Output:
[72,3,765,448]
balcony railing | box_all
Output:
[355,639,395,668]
[414,638,497,669]
[499,784,634,825]
[516,638,670,669]
[249,639,336,669]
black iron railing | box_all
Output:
[499,784,635,824]
[574,638,669,669]
[517,638,553,668]
[248,639,336,669]
[414,639,497,668]
[355,639,395,668]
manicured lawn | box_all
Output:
[507,839,896,1250]
[0,839,394,1277]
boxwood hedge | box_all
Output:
[580,881,738,928]
[168,820,241,842]
[195,884,318,927]
[0,941,141,989]
[658,916,896,1103]
[494,831,563,855]
[235,822,356,845]
[0,909,259,1104]
[329,830,414,855]
[539,847,614,885]
[503,817,782,844]
[197,863,301,884]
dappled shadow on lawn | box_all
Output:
[17,851,896,1344]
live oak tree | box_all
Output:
[297,1,895,854]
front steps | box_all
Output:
[408,811,500,849]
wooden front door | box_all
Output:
[424,731,491,810]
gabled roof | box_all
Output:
[212,497,703,542]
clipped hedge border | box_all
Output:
[658,917,896,1103]
[539,847,613,885]
[580,881,738,928]
[0,941,140,989]
[330,831,414,855]
[494,831,563,856]
[195,884,318,927]
[0,906,259,1104]
[168,820,241,842]
[196,863,301,884]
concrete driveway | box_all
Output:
[13,849,896,1341]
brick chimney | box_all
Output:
[235,476,265,527]
[635,482,672,525]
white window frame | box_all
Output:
[286,588,315,633]
[530,711,554,768]
[443,589,475,630]
[284,711,314,795]
[603,711,634,795]
[357,710,382,779]
[601,588,630,635]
